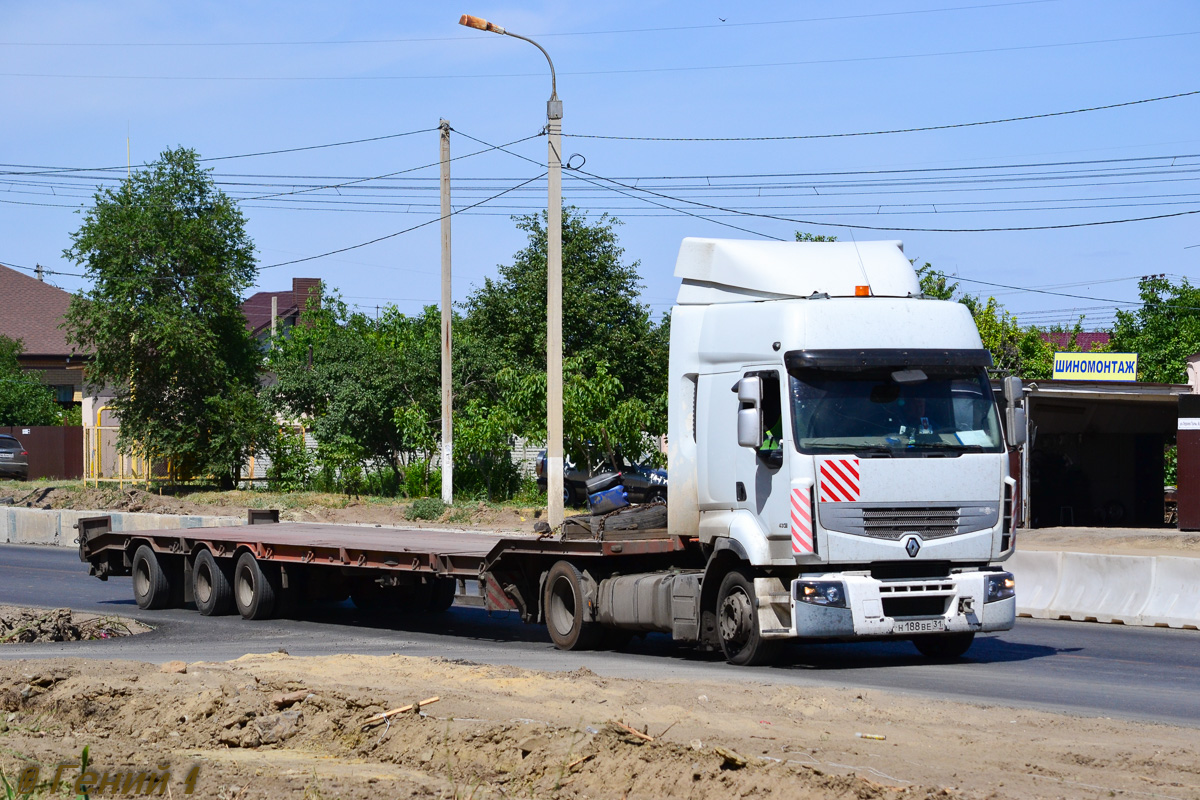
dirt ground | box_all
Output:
[0,606,149,645]
[0,652,1196,800]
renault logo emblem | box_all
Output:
[905,536,921,558]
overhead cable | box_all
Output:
[566,90,1200,141]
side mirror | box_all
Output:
[1005,406,1026,447]
[1003,376,1023,406]
[738,408,763,448]
[738,376,762,404]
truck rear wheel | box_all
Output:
[132,545,174,610]
[234,552,278,620]
[716,568,780,666]
[193,549,235,616]
[912,632,975,660]
[543,561,601,651]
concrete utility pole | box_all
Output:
[439,119,454,505]
[459,14,564,529]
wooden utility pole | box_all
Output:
[439,120,454,504]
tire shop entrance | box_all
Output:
[1019,380,1187,528]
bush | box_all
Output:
[265,428,313,492]
[406,497,446,520]
[403,458,442,498]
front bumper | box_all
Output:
[757,570,1016,640]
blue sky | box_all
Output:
[2,1,1198,330]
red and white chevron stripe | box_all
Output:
[790,487,813,554]
[819,457,861,502]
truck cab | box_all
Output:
[667,238,1018,663]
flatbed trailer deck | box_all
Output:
[77,512,703,644]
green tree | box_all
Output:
[794,231,838,242]
[461,208,669,407]
[0,335,63,426]
[63,147,268,486]
[497,356,664,473]
[1108,275,1200,383]
[915,262,960,300]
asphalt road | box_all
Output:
[2,543,1198,727]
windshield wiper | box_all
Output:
[804,442,895,456]
[908,441,987,455]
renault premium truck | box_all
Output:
[80,237,1018,666]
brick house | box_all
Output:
[0,263,87,404]
[241,278,321,345]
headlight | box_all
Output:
[985,572,1015,603]
[795,580,847,608]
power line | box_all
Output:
[568,164,1200,233]
[259,171,547,270]
[4,128,440,177]
[0,3,1062,46]
[566,90,1200,142]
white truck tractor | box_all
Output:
[663,237,1019,664]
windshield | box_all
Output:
[789,367,1004,455]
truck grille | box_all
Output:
[862,508,960,539]
[819,503,999,540]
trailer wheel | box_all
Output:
[233,552,278,620]
[912,632,975,660]
[193,549,235,616]
[543,561,601,651]
[131,545,174,610]
[716,568,779,666]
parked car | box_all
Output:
[535,450,667,507]
[0,434,29,480]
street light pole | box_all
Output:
[459,14,564,530]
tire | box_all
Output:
[233,551,278,620]
[193,549,236,616]
[563,485,576,508]
[643,488,665,505]
[912,632,975,660]
[131,545,174,610]
[350,580,390,611]
[716,568,779,666]
[543,561,602,651]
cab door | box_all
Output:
[735,370,792,542]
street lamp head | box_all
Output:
[458,14,505,34]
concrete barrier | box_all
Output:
[1138,556,1200,630]
[1007,550,1062,618]
[1050,552,1156,624]
[1,507,242,548]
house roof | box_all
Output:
[0,264,81,358]
[242,278,320,338]
[1041,331,1111,352]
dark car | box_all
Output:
[535,450,667,508]
[0,434,29,480]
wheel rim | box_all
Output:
[719,587,754,654]
[563,487,572,504]
[547,575,578,637]
[133,557,151,599]
[236,563,255,608]
[195,561,213,605]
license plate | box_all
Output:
[0,453,12,460]
[893,618,946,634]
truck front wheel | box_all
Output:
[912,632,975,660]
[716,569,779,666]
[543,561,601,651]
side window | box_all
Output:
[747,370,783,463]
